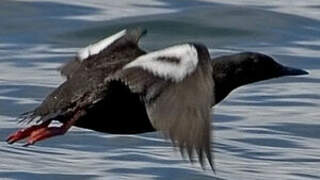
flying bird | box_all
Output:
[7,28,308,171]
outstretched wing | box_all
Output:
[20,28,147,124]
[60,27,147,79]
[114,43,215,170]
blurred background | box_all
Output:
[0,0,319,179]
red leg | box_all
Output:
[6,120,51,144]
[7,110,85,146]
[23,126,68,146]
[24,110,85,146]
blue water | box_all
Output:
[1,1,319,179]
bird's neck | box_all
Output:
[213,75,240,104]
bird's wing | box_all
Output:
[60,27,147,79]
[19,28,147,124]
[114,43,215,170]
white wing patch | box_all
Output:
[124,44,198,82]
[77,29,127,61]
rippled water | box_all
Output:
[1,0,319,179]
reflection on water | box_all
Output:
[1,0,320,179]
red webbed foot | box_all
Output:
[6,121,51,144]
[7,110,85,146]
[23,125,69,146]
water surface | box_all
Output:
[0,0,319,179]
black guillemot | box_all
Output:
[7,28,308,171]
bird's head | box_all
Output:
[211,52,308,103]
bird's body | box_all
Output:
[33,29,152,134]
[75,80,154,134]
[7,28,308,171]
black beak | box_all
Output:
[280,66,309,76]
